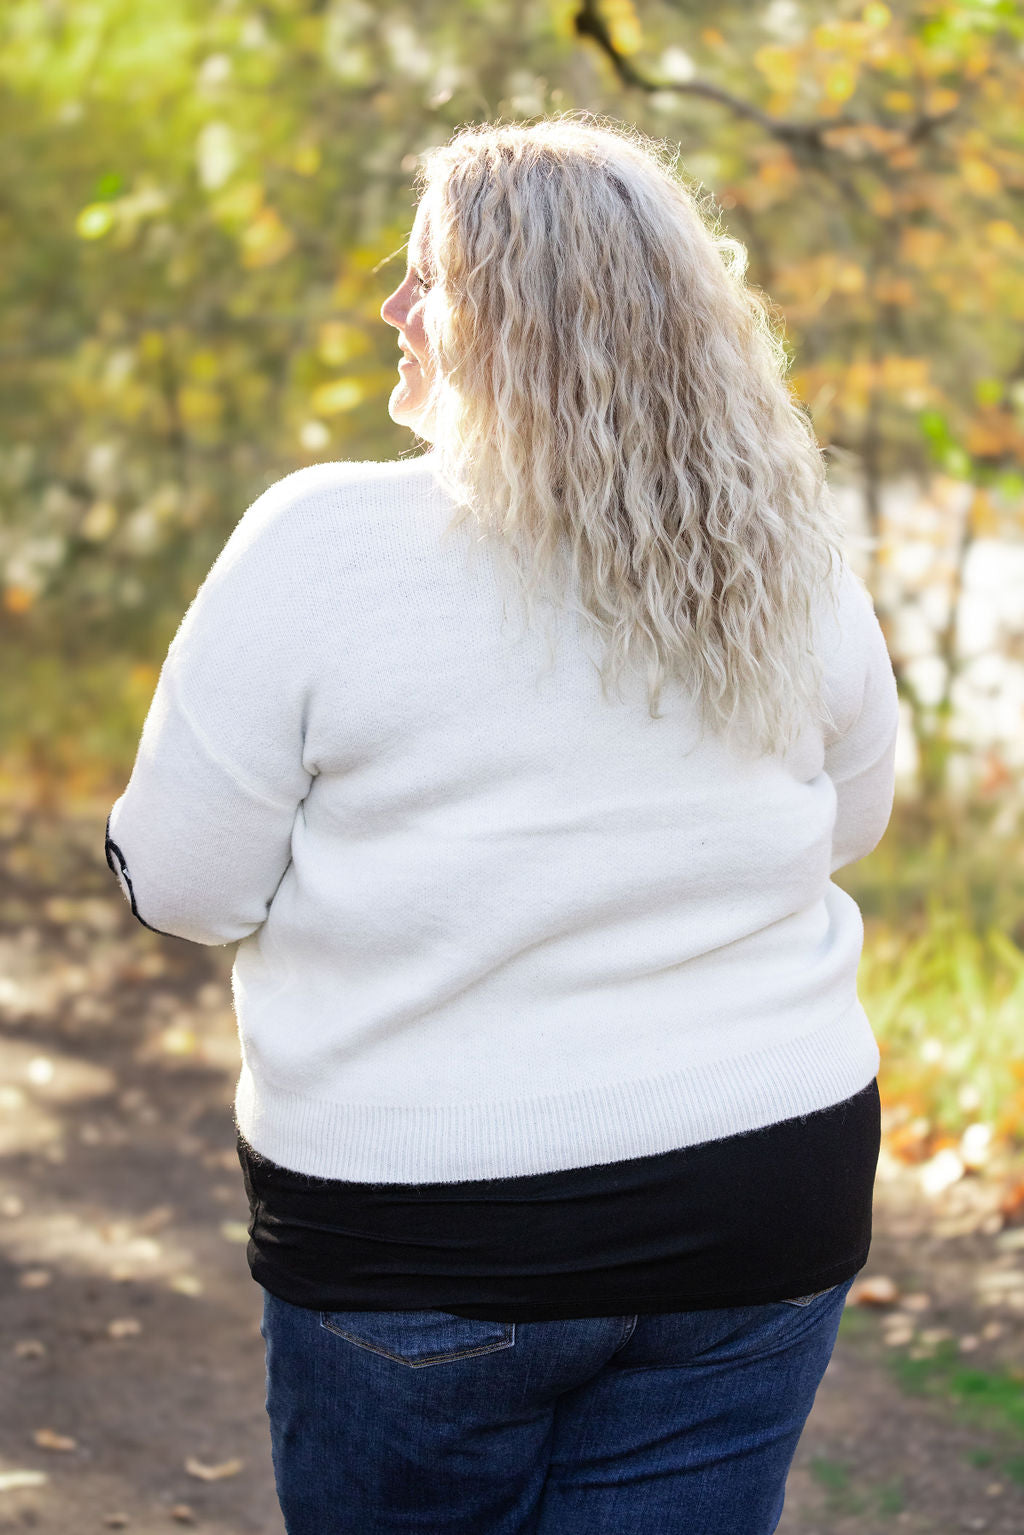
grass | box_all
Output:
[807,1455,905,1518]
[808,1456,868,1517]
[839,798,1024,1165]
[887,1339,1024,1438]
[887,1338,1024,1495]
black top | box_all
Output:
[238,1077,879,1321]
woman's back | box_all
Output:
[105,449,898,1185]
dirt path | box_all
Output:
[1,806,1022,1533]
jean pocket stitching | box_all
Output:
[319,1314,516,1366]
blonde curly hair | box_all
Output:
[412,111,845,759]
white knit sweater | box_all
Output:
[105,453,900,1182]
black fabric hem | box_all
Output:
[237,1083,880,1324]
[249,1250,870,1321]
[442,1255,870,1320]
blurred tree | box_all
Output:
[0,0,1020,814]
[572,0,1024,816]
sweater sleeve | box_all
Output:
[104,476,318,946]
[822,560,901,876]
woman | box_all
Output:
[105,114,900,1534]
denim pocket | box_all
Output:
[319,1308,516,1367]
[781,1283,843,1307]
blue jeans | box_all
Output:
[261,1275,856,1534]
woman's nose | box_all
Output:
[381,289,404,328]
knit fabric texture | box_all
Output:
[105,453,900,1182]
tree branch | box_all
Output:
[573,0,959,151]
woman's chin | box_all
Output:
[388,393,436,442]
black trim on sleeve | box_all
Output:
[104,812,180,939]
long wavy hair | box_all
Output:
[412,112,846,759]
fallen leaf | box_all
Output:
[184,1456,243,1482]
[33,1428,77,1452]
[18,1269,52,1289]
[849,1275,899,1306]
[169,1275,203,1297]
[107,1318,142,1339]
[998,1180,1024,1221]
[170,1507,196,1525]
[0,1470,48,1491]
[13,1339,46,1358]
[136,1203,175,1234]
[920,1147,964,1195]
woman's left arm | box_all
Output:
[104,475,319,946]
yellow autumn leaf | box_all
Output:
[129,663,158,692]
[811,23,845,49]
[139,330,165,362]
[961,157,1000,198]
[76,204,116,240]
[963,48,991,82]
[899,226,945,269]
[823,61,859,104]
[926,88,960,115]
[984,220,1017,249]
[317,322,370,367]
[311,378,364,416]
[874,276,916,306]
[842,360,876,409]
[834,261,866,295]
[756,156,797,189]
[883,357,930,406]
[966,413,1015,457]
[292,143,321,177]
[187,349,220,383]
[241,207,296,269]
[3,587,34,614]
[603,0,643,56]
[883,91,915,114]
[550,0,579,41]
[81,499,118,541]
[212,182,264,226]
[176,385,223,427]
[968,490,1001,536]
[754,46,798,94]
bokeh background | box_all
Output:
[1,2,1023,1531]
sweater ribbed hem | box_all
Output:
[234,1000,879,1184]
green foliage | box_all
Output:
[1,0,1021,806]
[840,800,1024,1159]
[889,1339,1024,1443]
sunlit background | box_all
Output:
[1,2,1023,1529]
